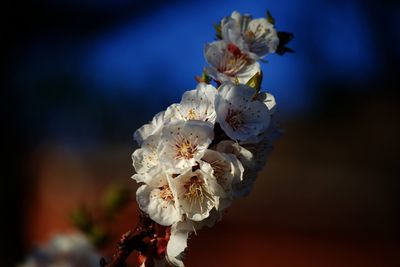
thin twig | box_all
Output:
[100,214,154,267]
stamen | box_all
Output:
[186,108,198,120]
[159,185,174,203]
[217,44,249,77]
[245,30,256,43]
[225,108,244,130]
[174,137,198,160]
[184,175,214,209]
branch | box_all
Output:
[100,214,154,267]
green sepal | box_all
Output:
[276,31,295,55]
[195,70,211,84]
[246,72,263,93]
[266,10,275,25]
[213,23,222,39]
[70,206,92,232]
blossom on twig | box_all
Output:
[127,9,291,267]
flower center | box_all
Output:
[218,43,249,77]
[244,26,271,49]
[244,30,256,43]
[175,138,198,160]
[225,108,244,130]
[186,108,198,120]
[159,185,174,203]
[184,176,213,208]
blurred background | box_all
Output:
[3,0,400,266]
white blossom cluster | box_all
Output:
[132,11,281,267]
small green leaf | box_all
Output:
[89,225,107,246]
[213,23,222,39]
[195,70,211,84]
[70,206,92,232]
[103,185,131,218]
[246,72,263,93]
[203,73,211,84]
[266,10,275,25]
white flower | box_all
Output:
[201,149,244,210]
[241,115,282,169]
[221,11,279,59]
[158,120,214,171]
[166,208,222,267]
[18,233,100,267]
[216,140,254,169]
[136,168,181,226]
[215,83,270,141]
[169,163,224,221]
[215,140,257,198]
[166,221,191,267]
[129,10,283,267]
[234,92,277,144]
[134,110,166,146]
[132,134,160,175]
[204,40,260,84]
[169,83,217,124]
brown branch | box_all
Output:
[100,213,155,267]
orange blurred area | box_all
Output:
[22,99,400,266]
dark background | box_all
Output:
[3,0,400,266]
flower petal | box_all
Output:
[136,183,181,226]
[166,222,192,267]
[158,120,214,171]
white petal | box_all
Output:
[166,222,192,267]
[136,184,181,226]
[131,166,165,187]
[216,140,254,169]
[203,66,232,83]
[221,17,247,51]
[204,41,225,69]
[230,11,242,23]
[132,134,160,174]
[215,83,270,141]
[201,149,243,194]
[223,153,244,184]
[158,120,214,171]
[177,83,217,123]
[204,41,259,84]
[256,92,276,114]
[235,61,260,84]
[170,167,223,221]
[218,82,255,103]
[134,110,166,146]
[247,18,279,56]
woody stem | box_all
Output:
[100,213,155,267]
